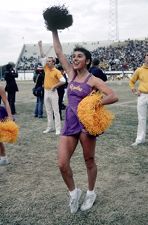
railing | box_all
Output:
[105,70,133,80]
[14,70,133,81]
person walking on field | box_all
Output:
[4,63,19,116]
[129,52,148,146]
[89,58,107,82]
[57,65,68,120]
[50,27,118,213]
[0,85,13,165]
[33,64,45,118]
[38,40,66,135]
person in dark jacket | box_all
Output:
[57,65,68,120]
[4,63,19,115]
[89,58,107,82]
[33,64,45,118]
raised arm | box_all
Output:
[52,30,73,79]
[38,40,46,58]
[38,41,47,67]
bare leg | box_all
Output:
[58,135,79,191]
[0,142,6,157]
[80,133,97,191]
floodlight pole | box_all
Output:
[108,0,119,41]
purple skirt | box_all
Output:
[0,106,8,121]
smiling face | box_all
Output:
[72,51,88,70]
[72,47,92,71]
[46,57,55,68]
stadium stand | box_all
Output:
[16,38,148,75]
[16,41,112,72]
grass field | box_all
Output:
[0,80,148,225]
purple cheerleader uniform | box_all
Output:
[61,74,93,136]
[0,106,8,121]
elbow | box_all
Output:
[107,92,118,104]
[113,94,119,103]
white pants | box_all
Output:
[136,93,148,142]
[44,89,61,132]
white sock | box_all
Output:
[69,188,78,198]
[0,156,7,160]
[87,190,95,196]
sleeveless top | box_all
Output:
[61,74,93,136]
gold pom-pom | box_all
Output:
[77,92,115,136]
[0,120,19,143]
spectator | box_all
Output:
[33,64,45,118]
[4,63,18,116]
[57,65,68,120]
[38,41,66,135]
[129,52,148,146]
[89,58,107,81]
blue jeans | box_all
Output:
[34,96,44,117]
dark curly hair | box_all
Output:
[73,46,92,69]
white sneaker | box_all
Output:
[0,158,9,166]
[131,141,145,147]
[43,128,54,134]
[55,131,60,135]
[80,192,96,211]
[69,189,82,213]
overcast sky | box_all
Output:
[0,0,147,65]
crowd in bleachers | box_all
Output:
[17,56,37,71]
[91,39,148,71]
[17,55,38,71]
[16,39,148,72]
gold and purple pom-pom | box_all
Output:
[43,5,73,31]
[0,106,19,143]
[77,92,115,136]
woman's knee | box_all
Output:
[85,157,96,169]
[58,159,69,173]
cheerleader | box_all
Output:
[0,85,13,165]
[43,5,118,213]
